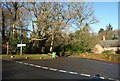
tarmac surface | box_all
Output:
[2,57,120,80]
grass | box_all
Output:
[1,53,120,63]
[1,54,53,60]
[70,53,120,64]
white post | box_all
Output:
[20,41,22,55]
[17,44,26,55]
[20,26,22,55]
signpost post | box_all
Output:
[13,25,31,55]
[17,25,27,55]
[17,44,26,55]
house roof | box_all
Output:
[100,40,120,47]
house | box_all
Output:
[93,35,120,54]
[92,44,104,54]
[100,40,120,52]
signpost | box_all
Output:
[17,44,26,47]
[17,44,26,55]
[13,25,31,55]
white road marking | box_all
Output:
[15,61,19,63]
[41,66,48,69]
[29,64,35,66]
[34,65,41,68]
[108,78,119,81]
[115,79,120,81]
[49,68,57,71]
[69,71,78,75]
[19,62,23,64]
[58,70,67,73]
[81,73,90,77]
[108,78,112,80]
[14,61,117,80]
[100,76,105,79]
[24,63,29,65]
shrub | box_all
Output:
[103,50,114,54]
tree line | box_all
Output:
[2,2,114,55]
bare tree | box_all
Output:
[2,2,25,35]
[25,2,67,53]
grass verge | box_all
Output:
[70,53,120,64]
[1,54,52,60]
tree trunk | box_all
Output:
[2,7,5,42]
[50,31,54,52]
[12,23,15,35]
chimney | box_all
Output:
[103,35,105,41]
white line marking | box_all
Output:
[15,61,19,63]
[100,76,105,79]
[19,62,23,64]
[81,73,90,77]
[49,68,57,71]
[58,70,67,73]
[14,61,111,80]
[108,77,115,80]
[24,63,29,65]
[34,65,41,68]
[41,66,48,69]
[69,71,78,75]
[29,64,35,66]
[115,79,120,81]
[108,78,119,81]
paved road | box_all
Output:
[2,57,120,80]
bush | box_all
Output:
[103,50,114,54]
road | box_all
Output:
[2,57,120,80]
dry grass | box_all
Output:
[70,53,120,64]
